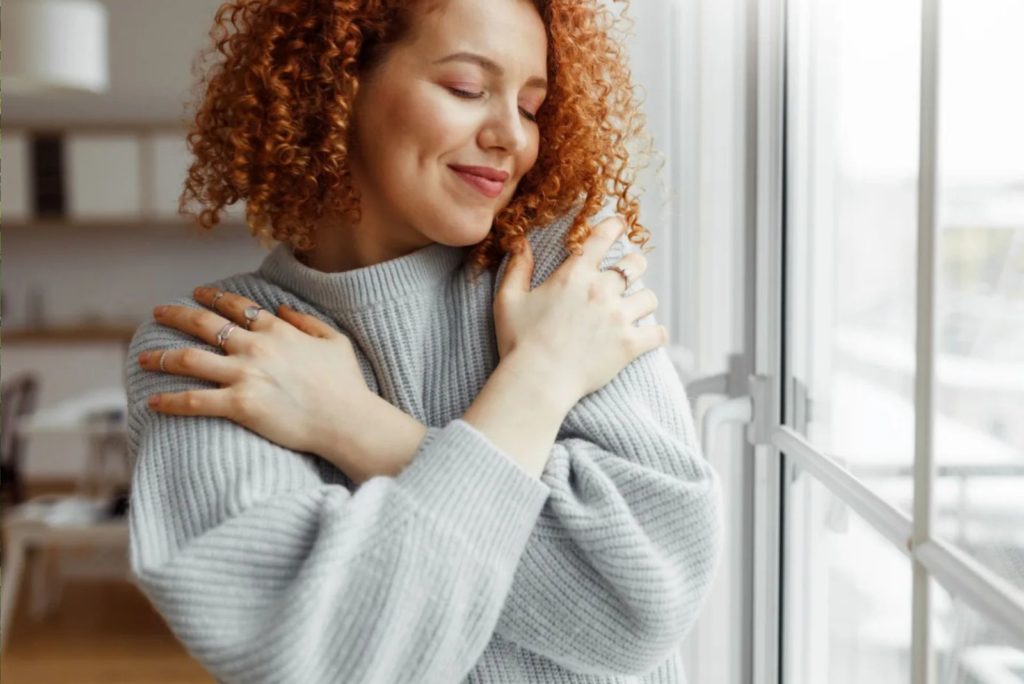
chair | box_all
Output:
[0,376,131,653]
[1,373,39,510]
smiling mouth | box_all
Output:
[449,167,505,199]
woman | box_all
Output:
[127,0,722,682]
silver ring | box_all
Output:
[216,322,238,350]
[243,305,264,330]
[159,350,168,372]
[608,264,632,291]
[211,291,226,313]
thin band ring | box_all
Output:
[159,350,168,373]
[608,264,632,291]
[216,322,238,350]
[211,291,226,313]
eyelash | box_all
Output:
[448,87,538,123]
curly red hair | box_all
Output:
[180,0,656,281]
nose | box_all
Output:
[480,98,531,154]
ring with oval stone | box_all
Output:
[243,305,264,330]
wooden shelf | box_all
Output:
[1,218,249,231]
[3,126,250,233]
[3,325,140,344]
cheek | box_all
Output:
[515,134,541,181]
[358,106,438,193]
[395,89,474,158]
[525,137,541,171]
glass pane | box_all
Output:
[785,0,922,514]
[933,580,1024,682]
[934,0,1024,593]
[783,470,912,684]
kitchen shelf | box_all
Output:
[3,325,140,344]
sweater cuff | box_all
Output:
[395,419,551,568]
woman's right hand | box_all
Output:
[493,215,668,405]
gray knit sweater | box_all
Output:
[124,205,723,684]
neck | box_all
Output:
[296,209,436,274]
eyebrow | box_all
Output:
[433,51,548,90]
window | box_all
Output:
[933,0,1024,594]
[776,0,1024,681]
[623,0,1022,680]
[784,474,913,683]
[785,0,923,516]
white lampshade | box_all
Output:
[2,0,110,94]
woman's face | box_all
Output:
[348,0,548,254]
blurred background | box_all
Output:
[1,0,1021,683]
[2,2,264,681]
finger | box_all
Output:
[601,252,648,295]
[629,324,670,358]
[619,288,659,324]
[139,347,239,385]
[570,215,628,270]
[194,287,278,333]
[610,252,648,280]
[147,387,235,417]
[278,304,339,339]
[502,237,534,294]
[153,304,251,353]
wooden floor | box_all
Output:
[2,573,212,683]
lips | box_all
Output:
[449,165,509,199]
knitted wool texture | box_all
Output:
[124,205,723,683]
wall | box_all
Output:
[2,226,267,479]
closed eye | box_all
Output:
[447,87,538,123]
[448,87,484,99]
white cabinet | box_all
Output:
[2,131,32,221]
[150,132,189,218]
[5,127,247,226]
[147,132,245,223]
[66,133,143,219]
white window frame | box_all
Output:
[689,0,1024,682]
[758,0,1024,682]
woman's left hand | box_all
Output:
[139,286,372,466]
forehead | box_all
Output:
[404,0,548,75]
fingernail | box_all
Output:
[139,352,150,364]
[154,306,167,317]
[148,395,161,407]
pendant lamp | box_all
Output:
[2,0,110,94]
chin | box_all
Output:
[423,195,510,247]
[446,212,500,246]
[452,225,493,248]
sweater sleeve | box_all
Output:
[124,301,551,684]
[485,211,724,677]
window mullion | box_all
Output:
[913,0,942,680]
[751,0,786,678]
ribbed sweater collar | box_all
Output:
[258,241,470,314]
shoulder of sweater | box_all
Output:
[123,269,337,446]
[491,198,631,295]
[128,270,332,357]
